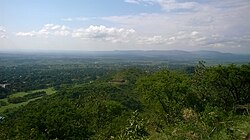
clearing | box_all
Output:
[0,88,56,113]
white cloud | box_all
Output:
[124,0,140,4]
[157,0,199,11]
[0,26,6,33]
[194,37,206,42]
[138,31,208,46]
[191,31,199,36]
[136,30,207,46]
[124,0,200,11]
[16,32,36,37]
[0,26,7,38]
[16,24,70,37]
[13,0,250,52]
[61,18,73,21]
[51,25,61,30]
[138,35,168,45]
[61,17,89,22]
[16,24,136,43]
[104,0,250,50]
[72,25,136,43]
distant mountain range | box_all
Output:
[1,50,250,64]
[87,50,250,63]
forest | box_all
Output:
[0,52,250,140]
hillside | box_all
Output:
[1,61,250,139]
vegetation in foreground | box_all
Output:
[0,62,250,139]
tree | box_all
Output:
[193,64,250,110]
[136,70,190,123]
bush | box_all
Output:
[0,100,7,107]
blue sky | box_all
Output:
[1,0,250,53]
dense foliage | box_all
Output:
[0,65,112,99]
[0,62,250,139]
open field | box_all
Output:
[9,92,29,98]
[0,88,56,113]
[9,88,55,98]
[0,97,43,113]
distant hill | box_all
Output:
[100,50,250,63]
[0,50,250,64]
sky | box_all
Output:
[0,0,250,53]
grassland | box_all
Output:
[0,88,56,113]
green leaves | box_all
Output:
[136,70,190,123]
[120,110,148,140]
[193,64,250,111]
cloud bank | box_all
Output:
[16,24,136,43]
[72,25,136,43]
[16,24,71,37]
[3,0,250,52]
[105,0,250,50]
[0,26,7,38]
